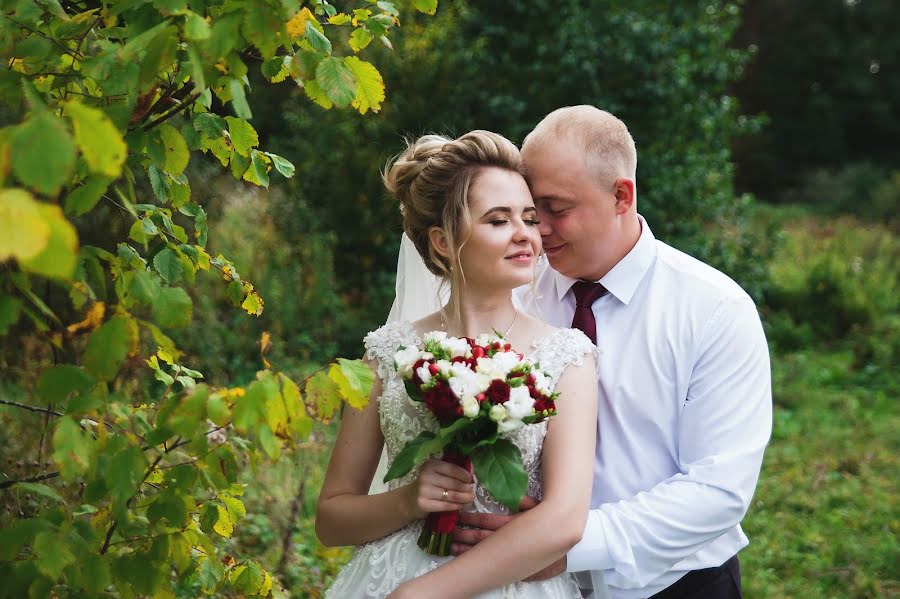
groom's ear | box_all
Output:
[428,226,452,259]
[612,178,636,214]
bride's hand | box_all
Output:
[404,459,475,519]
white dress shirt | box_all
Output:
[514,216,772,598]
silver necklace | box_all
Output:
[441,307,519,339]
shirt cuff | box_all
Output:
[567,509,614,572]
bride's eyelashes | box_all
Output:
[487,218,541,226]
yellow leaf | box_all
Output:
[259,571,273,597]
[305,370,341,422]
[20,202,79,280]
[241,288,264,316]
[66,301,106,335]
[286,7,315,41]
[157,346,175,364]
[260,331,272,368]
[303,79,333,110]
[66,101,127,178]
[212,503,233,538]
[0,188,50,261]
[344,57,385,115]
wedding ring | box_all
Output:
[441,489,449,501]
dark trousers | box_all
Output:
[649,555,741,599]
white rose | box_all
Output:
[487,351,522,378]
[498,418,524,433]
[505,386,535,420]
[394,345,422,378]
[532,371,552,395]
[436,359,453,376]
[448,363,477,398]
[461,395,480,418]
[445,336,472,358]
[489,404,508,422]
[423,331,448,344]
[416,364,432,385]
[474,333,502,347]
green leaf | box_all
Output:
[52,417,92,480]
[316,57,357,108]
[184,10,211,40]
[0,295,23,335]
[305,20,332,55]
[83,315,131,381]
[243,149,269,188]
[233,376,276,433]
[225,116,258,157]
[263,152,295,178]
[207,394,230,426]
[0,189,49,261]
[383,431,441,482]
[129,269,161,305]
[11,111,75,196]
[37,364,95,403]
[257,422,280,459]
[168,384,207,437]
[152,286,193,329]
[197,555,224,593]
[221,495,246,522]
[414,0,438,14]
[232,560,265,594]
[349,27,373,52]
[15,482,65,504]
[72,554,111,594]
[64,176,111,216]
[148,164,170,201]
[153,248,185,284]
[66,101,127,178]
[228,79,253,120]
[19,203,78,279]
[328,358,374,410]
[33,531,75,580]
[107,442,147,502]
[344,56,385,114]
[471,438,528,512]
[0,518,52,561]
[157,124,190,175]
[193,112,227,138]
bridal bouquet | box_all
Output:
[384,331,558,556]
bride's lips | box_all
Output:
[505,251,533,264]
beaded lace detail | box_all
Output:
[325,321,597,598]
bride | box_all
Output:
[315,131,598,598]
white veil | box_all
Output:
[369,233,447,494]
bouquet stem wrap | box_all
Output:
[417,448,471,556]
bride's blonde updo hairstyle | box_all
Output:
[383,131,525,297]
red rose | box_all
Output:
[472,346,485,359]
[424,381,462,424]
[529,384,555,414]
[485,379,511,404]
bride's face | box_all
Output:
[457,167,542,292]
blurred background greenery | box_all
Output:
[4,0,896,597]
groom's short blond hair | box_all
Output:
[523,105,637,187]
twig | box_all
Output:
[0,399,64,417]
[0,471,60,490]
[142,90,202,132]
[5,16,81,60]
[277,460,308,576]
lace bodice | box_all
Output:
[364,321,597,514]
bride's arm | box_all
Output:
[315,359,475,547]
[389,357,599,598]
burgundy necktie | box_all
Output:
[571,281,608,345]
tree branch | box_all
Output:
[0,471,60,490]
[0,399,63,417]
[142,90,202,132]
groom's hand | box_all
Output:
[450,495,539,553]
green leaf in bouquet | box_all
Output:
[471,438,528,512]
[403,378,424,402]
[383,431,439,482]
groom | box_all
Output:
[452,106,772,598]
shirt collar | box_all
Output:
[552,214,657,305]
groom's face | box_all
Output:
[522,138,621,281]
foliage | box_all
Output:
[0,0,435,595]
[256,0,773,325]
[732,0,900,197]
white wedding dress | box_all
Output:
[324,320,597,599]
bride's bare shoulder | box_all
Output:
[409,312,443,337]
